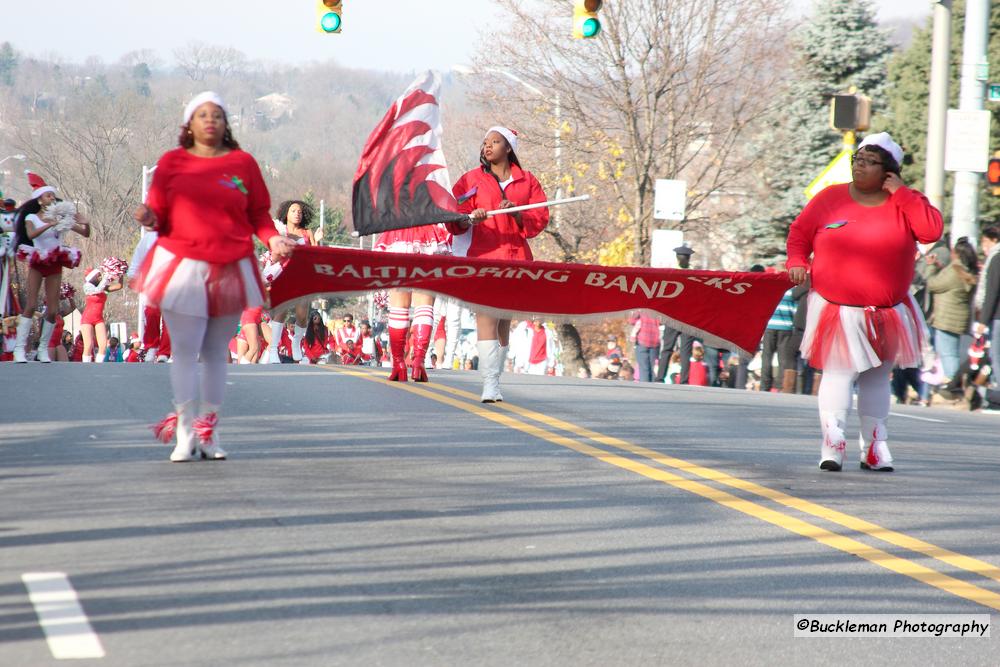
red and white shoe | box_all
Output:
[819,436,846,471]
[860,438,894,472]
[150,400,199,462]
[818,412,846,471]
[194,406,227,460]
[859,416,893,471]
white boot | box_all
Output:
[859,415,893,471]
[195,403,227,460]
[35,320,55,363]
[12,315,32,363]
[291,325,305,361]
[478,340,503,403]
[818,411,847,471]
[165,400,198,462]
[267,321,283,363]
[144,347,157,363]
[95,349,106,363]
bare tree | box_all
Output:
[479,0,792,265]
[173,42,248,82]
[12,86,173,270]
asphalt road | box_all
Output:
[1,363,999,666]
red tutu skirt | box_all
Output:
[800,291,926,372]
[131,244,265,318]
[16,244,81,272]
[374,223,452,255]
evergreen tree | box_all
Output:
[748,0,893,261]
[881,0,1000,229]
[0,42,18,86]
[302,191,351,246]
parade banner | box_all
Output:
[270,246,794,358]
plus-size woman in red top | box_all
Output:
[132,91,296,462]
[786,133,942,473]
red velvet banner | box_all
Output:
[270,246,794,357]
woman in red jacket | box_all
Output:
[132,91,295,462]
[786,133,942,473]
[448,126,549,402]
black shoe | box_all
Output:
[819,459,842,472]
[969,388,983,411]
[860,462,894,472]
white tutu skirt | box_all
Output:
[800,291,927,373]
[373,224,452,255]
[16,244,82,271]
[131,244,265,318]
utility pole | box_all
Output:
[925,1,951,214]
[951,0,991,247]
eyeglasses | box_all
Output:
[853,155,883,168]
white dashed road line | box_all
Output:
[889,411,948,423]
[22,572,105,660]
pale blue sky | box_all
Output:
[1,0,929,73]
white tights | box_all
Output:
[817,363,892,443]
[161,310,240,407]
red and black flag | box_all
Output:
[352,71,467,236]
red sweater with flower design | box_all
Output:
[786,184,942,307]
[146,148,276,264]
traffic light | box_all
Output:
[317,0,342,34]
[988,158,1000,195]
[829,94,871,131]
[573,0,603,39]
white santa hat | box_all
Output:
[182,91,229,125]
[857,132,903,167]
[26,170,56,200]
[484,126,519,153]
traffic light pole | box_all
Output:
[951,0,990,248]
[925,0,951,215]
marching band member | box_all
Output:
[132,91,295,462]
[372,219,451,383]
[264,200,317,363]
[787,133,942,472]
[80,266,123,363]
[449,126,549,401]
[11,171,89,362]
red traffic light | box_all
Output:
[988,158,1000,185]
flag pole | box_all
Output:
[482,194,589,219]
[349,194,591,237]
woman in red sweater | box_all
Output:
[786,133,942,472]
[132,91,295,462]
[448,126,549,402]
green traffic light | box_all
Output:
[320,11,341,32]
[582,17,601,38]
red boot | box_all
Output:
[410,323,432,382]
[387,325,408,382]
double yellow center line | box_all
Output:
[323,366,1000,611]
